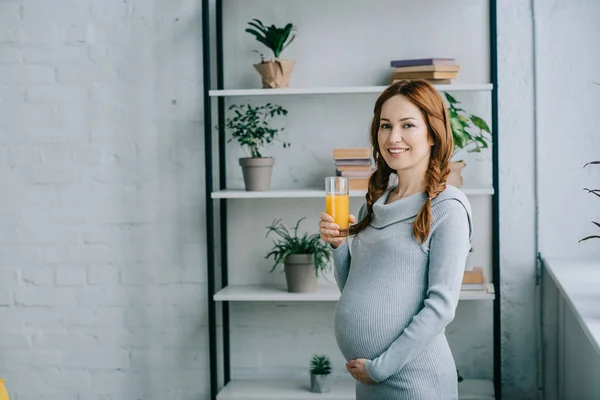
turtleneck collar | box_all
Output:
[370,185,428,229]
[369,184,467,229]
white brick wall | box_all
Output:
[0,1,208,399]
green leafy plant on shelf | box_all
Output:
[579,160,600,243]
[246,19,297,89]
[223,103,289,159]
[246,19,296,60]
[309,354,332,393]
[310,354,332,375]
[444,92,492,159]
[265,217,332,277]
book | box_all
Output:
[349,177,369,191]
[334,159,373,166]
[392,71,459,80]
[333,148,371,160]
[336,165,374,172]
[392,78,453,85]
[393,64,460,73]
[390,58,455,68]
[336,169,374,178]
[462,267,484,284]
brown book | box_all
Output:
[349,177,369,191]
[393,78,452,84]
[336,165,374,172]
[333,148,371,160]
[394,64,460,73]
[392,71,459,80]
[462,267,484,284]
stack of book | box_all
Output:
[461,267,486,291]
[333,148,375,191]
[390,58,460,84]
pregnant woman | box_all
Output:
[319,79,472,399]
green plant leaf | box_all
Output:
[251,18,265,28]
[579,235,600,242]
[583,161,600,167]
[444,92,459,104]
[583,188,600,198]
[265,218,332,276]
[470,115,491,133]
[247,21,265,32]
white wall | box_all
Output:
[535,0,600,258]
[496,1,538,398]
[535,1,600,399]
[0,1,209,399]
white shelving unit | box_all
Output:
[214,283,495,302]
[202,1,500,399]
[217,378,495,400]
[208,84,493,97]
[211,187,494,199]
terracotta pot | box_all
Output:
[283,254,317,293]
[253,59,295,88]
[448,160,466,187]
[239,157,274,191]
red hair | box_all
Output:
[349,80,453,243]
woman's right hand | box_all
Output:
[319,212,356,248]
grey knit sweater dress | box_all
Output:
[332,185,472,400]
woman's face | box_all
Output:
[377,95,432,174]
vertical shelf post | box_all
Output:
[489,0,502,398]
[201,0,218,398]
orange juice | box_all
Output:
[326,194,349,237]
[0,379,9,400]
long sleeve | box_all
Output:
[332,240,351,291]
[364,199,471,383]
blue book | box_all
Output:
[390,58,455,68]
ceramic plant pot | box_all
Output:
[310,373,331,393]
[284,254,317,293]
[448,160,466,187]
[239,157,275,191]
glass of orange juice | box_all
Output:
[325,176,350,237]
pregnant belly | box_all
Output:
[334,290,420,361]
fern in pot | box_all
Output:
[444,92,492,187]
[246,18,297,88]
[265,217,331,293]
[222,103,289,191]
[309,354,332,393]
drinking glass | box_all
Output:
[325,177,350,237]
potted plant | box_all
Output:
[265,217,331,293]
[246,19,297,88]
[223,103,290,191]
[309,354,332,393]
[579,160,600,243]
[444,92,492,187]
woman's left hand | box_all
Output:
[346,359,376,385]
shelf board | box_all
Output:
[209,84,493,97]
[212,187,494,199]
[217,378,494,400]
[214,284,495,302]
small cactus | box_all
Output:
[310,354,331,375]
